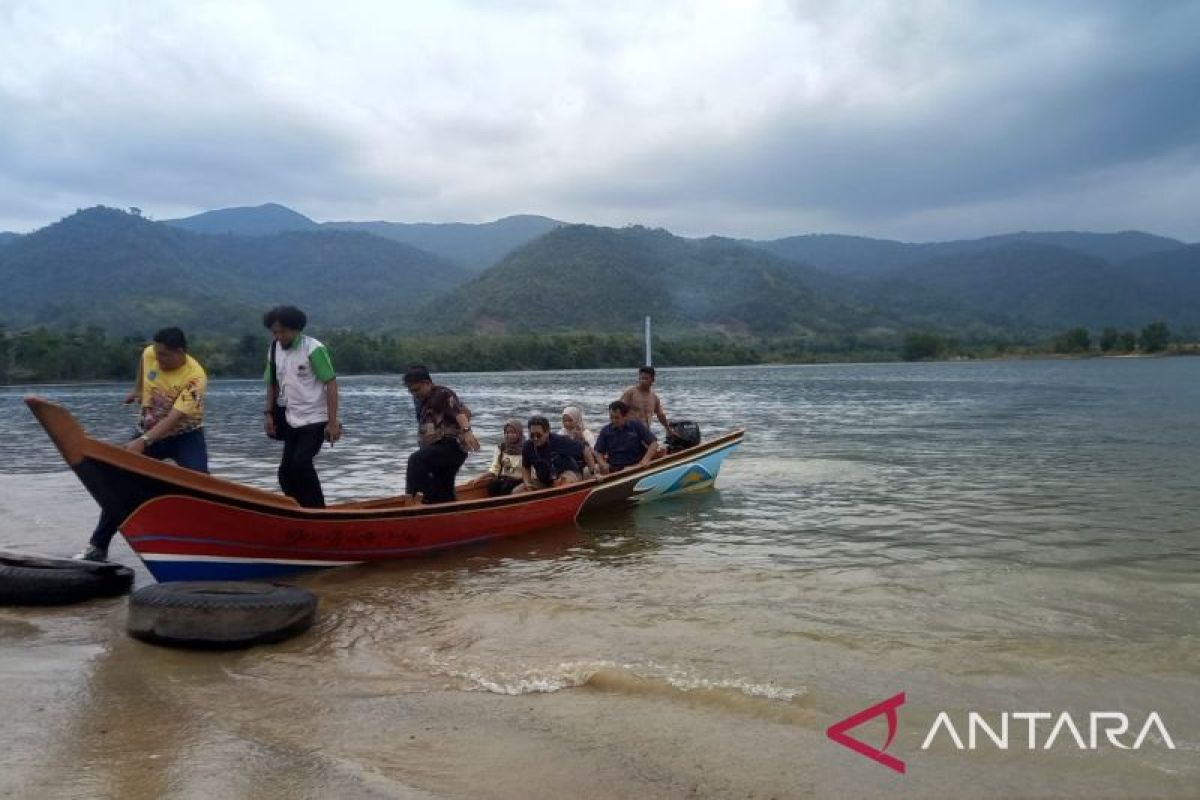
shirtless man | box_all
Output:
[619,365,670,432]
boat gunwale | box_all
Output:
[26,395,744,520]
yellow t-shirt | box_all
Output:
[139,346,206,435]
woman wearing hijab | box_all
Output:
[558,405,596,447]
[482,419,525,496]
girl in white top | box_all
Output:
[558,406,596,447]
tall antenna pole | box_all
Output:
[644,316,652,366]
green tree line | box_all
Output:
[1,323,1193,385]
[901,321,1181,360]
[0,327,769,384]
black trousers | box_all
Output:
[406,438,468,504]
[279,422,327,508]
[89,429,209,549]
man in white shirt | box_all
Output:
[263,305,342,507]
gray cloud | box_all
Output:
[552,2,1200,238]
[0,0,1197,241]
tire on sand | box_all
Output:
[0,550,134,606]
[127,581,318,649]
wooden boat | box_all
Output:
[26,397,743,582]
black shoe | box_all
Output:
[73,544,109,562]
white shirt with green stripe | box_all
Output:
[264,334,336,428]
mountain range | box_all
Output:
[165,203,562,273]
[0,207,465,334]
[1,203,1197,342]
[750,230,1184,278]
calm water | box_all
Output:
[1,359,1197,799]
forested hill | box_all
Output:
[165,203,563,272]
[163,202,320,235]
[324,214,563,273]
[753,230,1187,278]
[865,243,1174,330]
[0,207,465,334]
[1118,243,1200,300]
[410,224,888,337]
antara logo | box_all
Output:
[827,694,1176,774]
[921,711,1176,751]
[826,692,907,774]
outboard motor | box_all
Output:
[665,420,701,453]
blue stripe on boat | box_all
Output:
[127,531,505,558]
[143,559,337,582]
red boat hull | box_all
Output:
[121,491,588,580]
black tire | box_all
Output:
[127,581,318,649]
[0,551,134,606]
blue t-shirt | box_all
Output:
[522,433,585,481]
[594,419,656,469]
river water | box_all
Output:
[1,360,1197,799]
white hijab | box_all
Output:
[559,405,596,446]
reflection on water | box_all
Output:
[2,359,1199,798]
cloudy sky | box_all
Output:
[2,0,1198,241]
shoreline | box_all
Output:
[1,349,1195,389]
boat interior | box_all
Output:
[26,395,737,517]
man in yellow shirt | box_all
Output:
[75,327,209,561]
